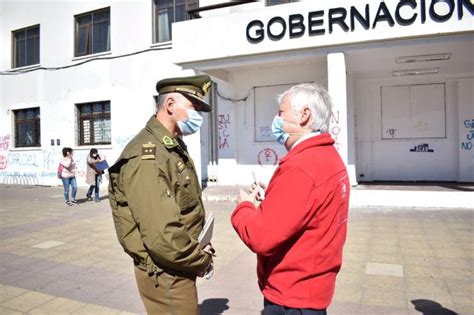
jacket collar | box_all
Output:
[145,115,190,154]
[145,115,173,140]
[280,133,335,165]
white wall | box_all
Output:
[0,0,196,186]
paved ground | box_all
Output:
[0,185,472,314]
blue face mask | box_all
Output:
[271,116,289,145]
[177,109,203,136]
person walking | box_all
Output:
[232,83,350,315]
[60,147,78,206]
[108,75,215,314]
[86,148,102,202]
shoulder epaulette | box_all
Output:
[141,142,156,160]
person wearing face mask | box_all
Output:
[232,83,350,315]
[86,148,103,202]
[108,75,215,314]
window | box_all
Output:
[77,101,111,145]
[153,0,198,43]
[14,108,41,147]
[266,0,298,6]
[12,25,40,68]
[75,8,110,57]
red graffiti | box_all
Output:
[0,155,7,170]
[0,135,11,151]
[218,114,231,129]
[330,110,342,151]
[331,110,340,124]
[258,148,278,166]
[219,136,229,149]
[218,114,231,150]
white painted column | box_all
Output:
[327,53,357,185]
[458,78,474,182]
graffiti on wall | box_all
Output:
[218,114,231,150]
[0,144,90,185]
[0,156,6,170]
[0,135,10,150]
[330,110,342,150]
[258,126,272,140]
[385,128,397,138]
[410,143,434,153]
[258,148,278,166]
[461,119,474,151]
[115,135,135,150]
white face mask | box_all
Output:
[177,108,203,136]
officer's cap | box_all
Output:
[156,74,212,112]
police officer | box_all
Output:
[108,75,214,314]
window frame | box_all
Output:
[11,24,40,69]
[152,0,198,43]
[76,101,112,146]
[74,7,111,57]
[266,0,297,6]
[13,107,41,148]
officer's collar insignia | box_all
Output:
[162,136,178,149]
[141,142,156,160]
[177,161,186,173]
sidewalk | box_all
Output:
[0,185,472,314]
[202,183,474,209]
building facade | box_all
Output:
[1,0,473,187]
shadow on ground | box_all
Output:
[199,298,230,314]
[411,299,457,315]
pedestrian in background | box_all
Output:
[232,83,350,315]
[86,148,103,202]
[60,147,78,206]
[109,75,215,314]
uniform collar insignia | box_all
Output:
[162,136,178,149]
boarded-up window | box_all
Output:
[381,83,446,139]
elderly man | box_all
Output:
[232,83,350,315]
[108,75,214,314]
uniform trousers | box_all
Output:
[134,266,198,315]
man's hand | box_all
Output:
[237,185,258,204]
[198,244,215,278]
[202,243,215,256]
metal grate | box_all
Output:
[14,108,41,147]
[77,101,111,146]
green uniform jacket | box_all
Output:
[108,116,210,276]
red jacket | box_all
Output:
[231,134,350,309]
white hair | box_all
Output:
[278,83,333,133]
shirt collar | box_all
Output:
[290,131,321,151]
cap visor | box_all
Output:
[183,93,212,112]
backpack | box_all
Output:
[57,163,63,179]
